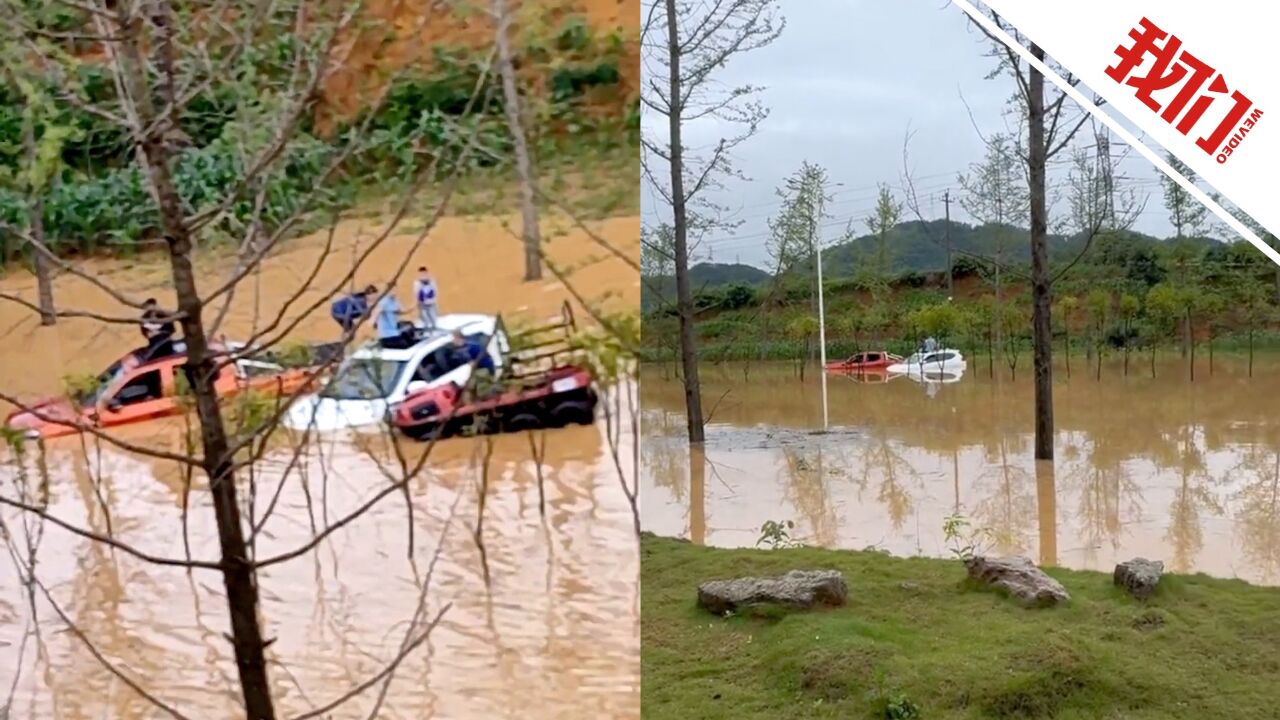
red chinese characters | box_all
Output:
[1105,17,1264,164]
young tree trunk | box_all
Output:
[1095,340,1102,382]
[665,0,705,443]
[118,4,277,713]
[1181,314,1189,358]
[20,110,55,326]
[1187,310,1195,382]
[799,337,807,382]
[148,153,277,720]
[987,326,994,379]
[492,0,542,281]
[1063,326,1070,379]
[32,236,54,326]
[1249,327,1255,377]
[1122,324,1129,377]
[1028,46,1054,461]
[1151,343,1156,379]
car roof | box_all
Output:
[349,314,497,362]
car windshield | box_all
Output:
[902,353,923,365]
[75,361,125,407]
[319,358,407,400]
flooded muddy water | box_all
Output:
[642,359,1280,585]
[0,212,640,718]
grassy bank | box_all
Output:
[642,534,1280,719]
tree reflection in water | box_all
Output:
[639,360,1280,584]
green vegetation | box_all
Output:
[642,222,1280,374]
[0,11,637,263]
[642,533,1280,720]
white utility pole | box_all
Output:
[814,197,829,431]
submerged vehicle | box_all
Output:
[886,348,967,375]
[394,302,598,440]
[825,351,902,372]
[5,340,335,439]
[281,313,508,432]
[393,365,597,440]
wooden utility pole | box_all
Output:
[943,190,953,296]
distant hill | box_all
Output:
[640,219,1225,310]
[641,262,770,311]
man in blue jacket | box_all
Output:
[331,285,376,333]
[449,330,495,371]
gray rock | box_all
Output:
[697,569,847,614]
[964,555,1070,606]
[1114,558,1163,599]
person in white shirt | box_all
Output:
[413,266,438,330]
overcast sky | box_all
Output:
[641,0,1186,269]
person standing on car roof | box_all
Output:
[375,281,415,349]
[139,298,177,360]
[331,285,376,334]
[413,266,438,331]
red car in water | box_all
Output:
[824,350,902,372]
[5,341,335,439]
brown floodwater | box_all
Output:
[642,357,1280,585]
[0,212,640,718]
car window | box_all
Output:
[320,358,407,400]
[867,353,880,361]
[76,360,125,407]
[114,370,163,406]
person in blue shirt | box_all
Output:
[449,330,495,371]
[375,283,414,349]
[331,285,376,334]
[413,266,439,330]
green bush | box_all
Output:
[721,283,757,310]
[0,13,630,261]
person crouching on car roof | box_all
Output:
[331,285,376,335]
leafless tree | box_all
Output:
[1161,152,1207,240]
[640,0,783,443]
[968,7,1102,461]
[958,132,1027,347]
[0,1,640,717]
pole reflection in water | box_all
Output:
[641,360,1280,585]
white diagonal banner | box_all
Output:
[956,1,1280,265]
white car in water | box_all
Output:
[282,314,507,432]
[886,348,967,375]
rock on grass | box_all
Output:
[964,555,1070,606]
[1114,558,1163,600]
[697,569,848,615]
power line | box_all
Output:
[694,173,1169,253]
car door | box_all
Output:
[99,365,173,426]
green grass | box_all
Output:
[642,534,1280,720]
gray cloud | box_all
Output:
[643,0,1179,269]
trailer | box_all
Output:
[392,302,599,440]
